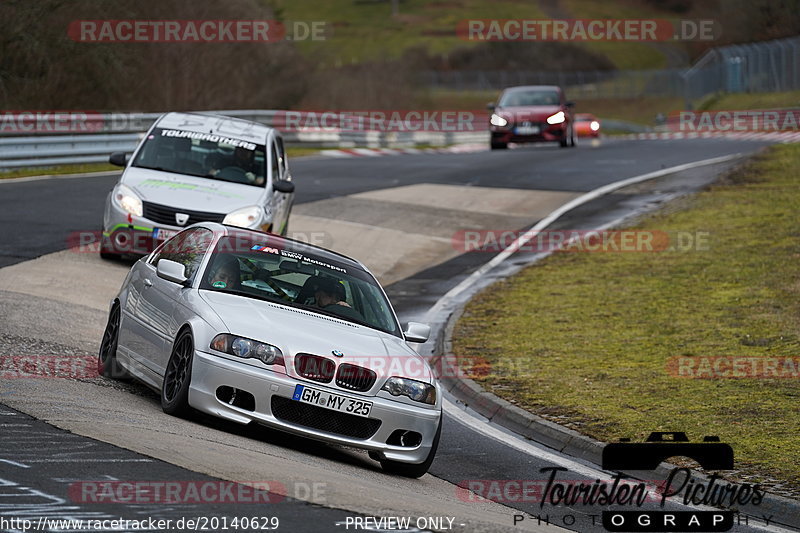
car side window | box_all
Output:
[151,228,214,280]
[276,137,287,176]
[270,140,280,182]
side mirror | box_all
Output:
[157,259,188,285]
[565,101,575,108]
[273,180,295,194]
[486,102,496,112]
[404,322,431,343]
[109,152,129,167]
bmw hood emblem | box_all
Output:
[332,350,344,358]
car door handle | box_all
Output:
[143,278,153,288]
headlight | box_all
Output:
[223,206,263,228]
[210,334,284,366]
[546,111,566,125]
[590,120,600,131]
[381,377,437,405]
[113,184,143,217]
[490,114,508,127]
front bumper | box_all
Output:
[189,350,442,464]
[490,122,567,144]
[102,199,183,255]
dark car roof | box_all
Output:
[502,85,563,93]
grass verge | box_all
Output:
[420,90,800,128]
[452,144,800,495]
[0,163,119,180]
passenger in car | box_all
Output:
[208,146,263,185]
[314,277,364,322]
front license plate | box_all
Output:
[515,126,540,135]
[152,228,178,241]
[292,385,372,418]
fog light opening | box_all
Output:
[215,386,255,412]
[387,429,422,448]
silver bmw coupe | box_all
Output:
[98,223,441,477]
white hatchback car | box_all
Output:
[101,112,295,258]
[98,223,442,477]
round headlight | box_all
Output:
[256,343,279,364]
[407,380,428,401]
[231,338,253,358]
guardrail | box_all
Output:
[0,110,489,170]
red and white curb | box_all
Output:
[320,143,486,158]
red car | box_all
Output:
[574,113,601,138]
[488,85,576,150]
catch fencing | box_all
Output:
[423,36,800,104]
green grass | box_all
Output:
[0,163,119,179]
[276,0,676,70]
[698,90,800,111]
[452,145,800,492]
[286,147,324,158]
[274,0,546,64]
[563,0,673,70]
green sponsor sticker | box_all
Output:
[212,281,227,289]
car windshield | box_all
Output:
[499,90,561,107]
[199,235,402,337]
[132,127,267,187]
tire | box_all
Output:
[380,415,442,478]
[99,234,119,260]
[490,141,508,150]
[161,329,195,417]
[560,125,576,148]
[98,302,126,379]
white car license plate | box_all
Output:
[153,228,178,241]
[515,125,540,135]
[292,385,372,418]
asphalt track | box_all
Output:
[1,136,796,533]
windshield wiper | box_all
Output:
[134,164,189,177]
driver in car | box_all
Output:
[207,256,241,290]
[208,146,264,185]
